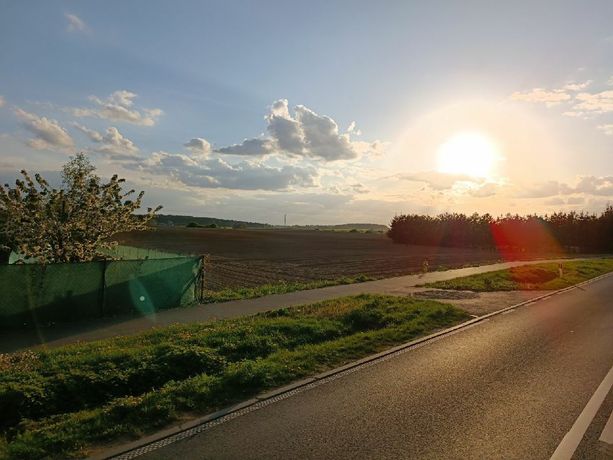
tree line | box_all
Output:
[387,206,613,253]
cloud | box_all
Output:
[71,90,163,126]
[184,138,212,157]
[566,196,585,205]
[129,151,317,191]
[74,124,138,157]
[509,88,571,107]
[573,90,613,114]
[467,182,501,198]
[574,176,613,196]
[215,99,386,161]
[65,13,87,33]
[216,138,275,156]
[0,96,5,108]
[544,197,565,206]
[562,80,592,91]
[516,180,573,198]
[346,121,361,135]
[15,108,74,150]
[517,177,613,198]
[597,124,613,135]
[73,123,103,142]
[398,171,483,190]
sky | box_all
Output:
[0,1,612,225]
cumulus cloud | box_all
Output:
[216,138,275,156]
[215,99,386,161]
[398,171,483,191]
[65,13,87,33]
[346,121,361,135]
[467,182,501,198]
[71,90,163,126]
[510,80,613,117]
[573,90,613,114]
[184,138,212,157]
[574,176,613,196]
[516,180,573,198]
[15,108,74,150]
[516,177,613,198]
[73,123,103,142]
[509,88,571,107]
[129,151,317,191]
[74,124,138,157]
[563,80,592,91]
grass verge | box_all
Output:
[0,294,469,459]
[203,274,375,303]
[424,259,613,291]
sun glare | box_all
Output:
[437,132,500,178]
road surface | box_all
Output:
[138,274,613,460]
[1,258,588,352]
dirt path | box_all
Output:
[0,258,583,353]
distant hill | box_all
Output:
[153,214,272,229]
[288,223,389,232]
[153,214,388,232]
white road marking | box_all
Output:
[550,364,613,460]
[502,309,515,315]
[600,408,613,445]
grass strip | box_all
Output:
[203,275,375,303]
[0,294,468,459]
[424,259,613,291]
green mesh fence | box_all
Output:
[0,256,203,329]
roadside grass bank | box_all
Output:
[203,275,375,303]
[424,259,613,291]
[0,295,469,459]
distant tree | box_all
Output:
[186,222,201,228]
[388,206,613,254]
[0,153,162,263]
[206,223,217,228]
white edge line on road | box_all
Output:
[599,407,613,445]
[96,271,613,460]
[550,364,613,460]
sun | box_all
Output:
[437,132,500,178]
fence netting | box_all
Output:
[0,254,203,329]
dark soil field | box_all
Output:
[117,227,553,290]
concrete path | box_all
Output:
[0,258,583,353]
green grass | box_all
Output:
[203,274,375,303]
[0,294,469,459]
[425,259,613,292]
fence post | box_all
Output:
[197,255,207,302]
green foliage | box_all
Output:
[0,153,162,263]
[425,259,613,291]
[0,294,468,458]
[388,206,613,253]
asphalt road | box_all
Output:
[140,275,613,460]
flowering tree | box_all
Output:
[0,153,161,263]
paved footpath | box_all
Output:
[0,258,584,353]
